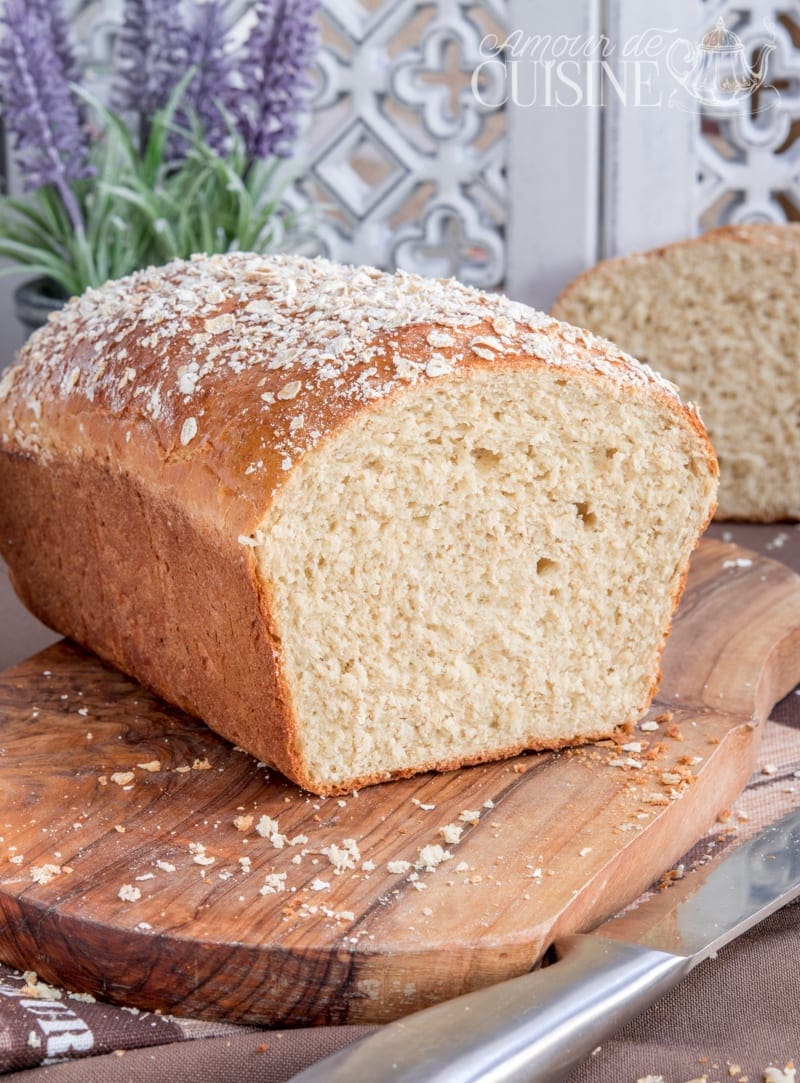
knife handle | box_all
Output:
[290,935,692,1083]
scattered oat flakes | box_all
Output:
[277,380,302,401]
[137,761,161,773]
[439,823,463,845]
[260,873,288,895]
[30,864,61,885]
[417,844,451,870]
[255,815,280,838]
[118,884,141,903]
[387,860,412,875]
[765,1068,796,1083]
[425,355,451,377]
[180,416,198,446]
[426,330,455,348]
[234,815,254,832]
[111,771,135,786]
[322,839,360,872]
[21,973,63,1000]
[204,312,234,334]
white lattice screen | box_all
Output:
[284,0,508,289]
[48,0,800,312]
[695,1,800,228]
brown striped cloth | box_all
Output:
[3,522,800,1082]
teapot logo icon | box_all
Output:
[666,18,775,113]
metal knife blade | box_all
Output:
[599,803,800,960]
[290,803,800,1083]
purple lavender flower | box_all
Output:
[179,1,234,154]
[0,0,90,231]
[231,0,320,161]
[27,0,81,87]
[113,0,188,151]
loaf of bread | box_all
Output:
[552,224,800,521]
[0,254,717,794]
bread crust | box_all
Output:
[553,222,800,319]
[0,254,717,794]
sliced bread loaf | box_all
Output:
[553,224,800,521]
[0,254,717,794]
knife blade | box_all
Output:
[291,803,800,1083]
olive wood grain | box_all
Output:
[0,538,797,1026]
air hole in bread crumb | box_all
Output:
[574,501,597,528]
[470,447,502,471]
[536,557,558,576]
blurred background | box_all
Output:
[1,0,799,365]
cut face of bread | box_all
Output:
[552,225,800,521]
[258,367,715,791]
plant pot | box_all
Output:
[14,277,68,336]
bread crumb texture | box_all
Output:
[553,223,800,521]
[263,365,716,789]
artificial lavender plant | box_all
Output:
[180,1,235,156]
[232,0,321,164]
[0,0,321,299]
[113,0,189,153]
[27,0,83,87]
[0,0,90,234]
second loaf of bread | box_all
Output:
[552,224,800,521]
[0,254,718,794]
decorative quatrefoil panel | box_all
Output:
[696,1,800,227]
[287,0,509,288]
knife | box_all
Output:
[291,803,800,1083]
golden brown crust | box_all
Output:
[552,222,800,319]
[0,253,717,794]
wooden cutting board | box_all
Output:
[0,537,798,1027]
